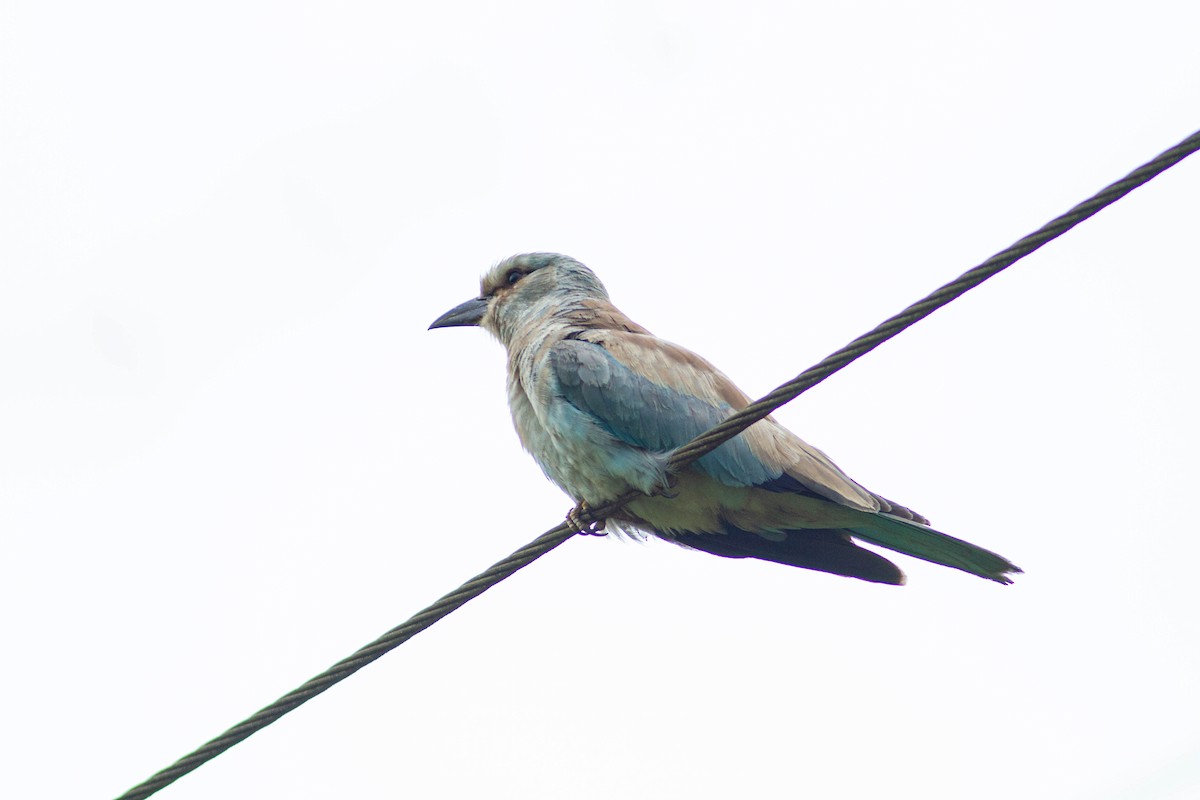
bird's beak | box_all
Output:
[429,297,488,330]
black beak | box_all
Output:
[429,297,488,330]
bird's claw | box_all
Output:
[567,501,607,536]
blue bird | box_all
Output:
[431,253,1020,585]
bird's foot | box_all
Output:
[566,501,607,536]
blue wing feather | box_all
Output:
[549,340,780,487]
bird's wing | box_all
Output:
[547,331,881,512]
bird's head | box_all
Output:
[429,253,609,345]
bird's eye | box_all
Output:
[506,269,524,286]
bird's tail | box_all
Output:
[848,514,1021,584]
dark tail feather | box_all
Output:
[677,527,906,585]
[848,513,1021,584]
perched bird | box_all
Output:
[430,253,1020,585]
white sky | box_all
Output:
[3,2,1200,799]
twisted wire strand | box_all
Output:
[114,526,576,800]
[670,129,1200,465]
[114,127,1200,800]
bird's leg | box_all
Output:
[566,501,607,536]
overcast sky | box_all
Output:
[4,2,1200,799]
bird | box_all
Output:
[430,253,1020,585]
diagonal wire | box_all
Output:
[114,127,1200,800]
[670,128,1200,466]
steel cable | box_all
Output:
[114,127,1200,800]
